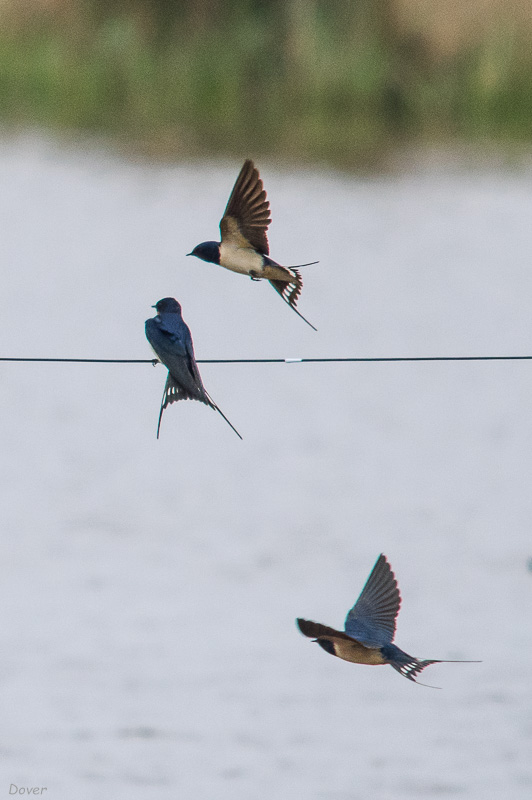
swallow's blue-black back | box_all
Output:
[145,297,242,440]
[145,299,207,402]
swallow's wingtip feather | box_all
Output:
[296,618,312,636]
[222,159,270,254]
[343,552,401,645]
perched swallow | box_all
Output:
[297,554,479,687]
[145,297,242,440]
[187,159,318,330]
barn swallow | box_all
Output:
[187,159,318,330]
[145,297,242,440]
[297,554,479,687]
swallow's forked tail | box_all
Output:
[283,261,319,269]
[269,267,317,331]
[387,654,444,689]
[205,392,243,440]
[156,374,194,438]
[156,375,242,440]
[381,643,480,688]
[157,403,164,439]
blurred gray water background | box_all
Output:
[0,134,530,799]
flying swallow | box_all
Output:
[297,554,479,687]
[145,297,242,440]
[187,159,318,330]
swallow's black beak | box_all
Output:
[186,252,193,256]
[151,304,157,309]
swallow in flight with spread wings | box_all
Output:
[187,160,318,330]
[297,554,480,687]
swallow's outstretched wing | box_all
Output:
[344,554,401,647]
[296,618,354,641]
[220,159,271,254]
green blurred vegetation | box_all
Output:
[0,0,531,167]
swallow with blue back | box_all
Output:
[145,297,242,440]
[297,554,480,687]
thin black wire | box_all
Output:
[0,357,154,364]
[0,356,531,365]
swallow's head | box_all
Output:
[315,638,336,656]
[152,297,181,315]
[187,241,220,265]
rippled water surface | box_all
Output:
[0,136,530,799]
